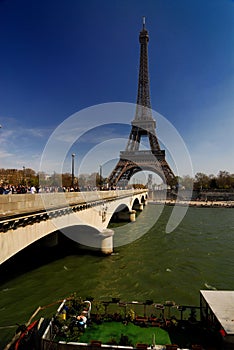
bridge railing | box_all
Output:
[0,189,147,220]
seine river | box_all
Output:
[0,204,234,347]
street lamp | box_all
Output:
[99,165,102,189]
[71,153,75,188]
[23,166,26,185]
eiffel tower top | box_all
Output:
[134,16,153,123]
[142,16,147,31]
[140,16,149,36]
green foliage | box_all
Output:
[1,167,234,190]
[127,308,135,321]
[193,171,234,190]
[133,183,147,189]
[92,300,105,316]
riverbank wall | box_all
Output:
[149,189,234,208]
[151,189,234,202]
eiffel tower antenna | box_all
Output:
[108,19,177,188]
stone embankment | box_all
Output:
[150,199,234,208]
[151,189,234,207]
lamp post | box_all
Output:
[71,153,75,188]
[99,165,102,189]
[23,166,26,186]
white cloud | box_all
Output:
[0,116,55,170]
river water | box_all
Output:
[0,204,234,347]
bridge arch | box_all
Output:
[0,190,148,264]
[59,225,114,251]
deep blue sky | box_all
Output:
[0,0,234,179]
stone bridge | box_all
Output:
[0,189,148,264]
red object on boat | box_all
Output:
[219,328,226,337]
[15,320,38,350]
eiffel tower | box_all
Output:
[108,18,176,188]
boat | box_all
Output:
[5,290,234,350]
[14,320,39,350]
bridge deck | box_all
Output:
[0,190,147,219]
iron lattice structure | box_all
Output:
[108,19,176,188]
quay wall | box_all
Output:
[152,189,234,202]
[198,190,234,201]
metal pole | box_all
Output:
[71,153,75,188]
[100,165,102,189]
[23,166,25,186]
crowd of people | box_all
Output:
[0,184,119,194]
[0,184,38,194]
[0,184,80,194]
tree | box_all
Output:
[24,168,37,186]
[62,173,72,188]
[179,175,194,190]
[194,172,210,190]
[209,174,217,189]
[216,170,232,189]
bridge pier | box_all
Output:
[116,210,136,222]
[100,229,114,255]
[134,203,144,211]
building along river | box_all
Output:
[0,204,234,348]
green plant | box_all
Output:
[127,309,135,321]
